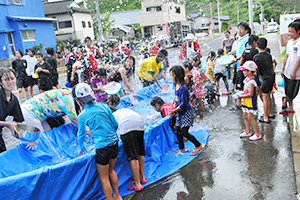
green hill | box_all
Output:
[84,0,298,24]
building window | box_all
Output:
[214,22,218,26]
[88,21,92,28]
[156,6,162,12]
[58,21,72,28]
[0,0,7,4]
[146,7,151,12]
[10,0,24,5]
[53,22,58,30]
[21,30,36,41]
[82,21,86,28]
[157,26,162,31]
[170,6,172,9]
[175,6,180,13]
[7,33,15,56]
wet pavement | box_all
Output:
[3,32,299,199]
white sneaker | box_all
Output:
[240,131,252,138]
[249,133,262,141]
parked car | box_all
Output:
[267,22,278,33]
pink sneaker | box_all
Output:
[249,133,262,141]
[239,131,252,138]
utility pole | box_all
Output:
[95,0,104,42]
[210,2,213,21]
[248,0,254,32]
[236,3,239,23]
[217,0,221,33]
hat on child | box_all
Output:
[72,83,95,104]
[238,60,258,71]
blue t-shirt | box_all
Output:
[174,84,192,116]
[236,34,249,70]
[77,102,118,149]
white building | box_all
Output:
[43,0,94,43]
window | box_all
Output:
[53,22,58,30]
[170,6,172,9]
[10,0,24,5]
[82,21,86,28]
[21,30,36,41]
[0,0,7,4]
[7,33,15,55]
[156,6,162,12]
[146,7,151,12]
[157,26,162,31]
[88,21,92,28]
[175,6,180,13]
[58,21,72,28]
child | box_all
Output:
[72,83,122,200]
[12,49,29,103]
[34,53,52,93]
[237,61,262,141]
[90,68,108,103]
[189,53,208,120]
[214,49,231,95]
[183,61,194,100]
[108,95,147,192]
[169,65,204,155]
[65,45,78,88]
[253,38,275,123]
[205,51,216,85]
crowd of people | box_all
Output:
[0,19,300,200]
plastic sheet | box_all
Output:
[0,78,209,200]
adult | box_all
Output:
[0,68,23,153]
[280,21,300,114]
[44,46,61,89]
[23,48,38,98]
[21,88,82,149]
[137,49,169,88]
[84,36,99,79]
[221,30,235,55]
[179,33,202,62]
[230,22,251,91]
[107,56,137,97]
[56,46,63,68]
[12,49,29,103]
[103,41,124,73]
[107,95,147,192]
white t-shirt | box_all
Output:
[113,108,145,135]
[214,57,225,74]
[284,37,300,80]
[23,55,38,76]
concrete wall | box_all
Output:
[72,12,94,42]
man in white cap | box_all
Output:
[179,33,202,62]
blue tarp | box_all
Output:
[0,78,209,200]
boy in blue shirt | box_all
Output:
[72,83,122,200]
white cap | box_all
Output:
[72,83,95,104]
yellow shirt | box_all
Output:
[205,59,215,84]
[137,57,164,81]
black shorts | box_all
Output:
[284,75,300,100]
[52,73,59,86]
[215,72,226,81]
[16,76,29,89]
[261,74,275,94]
[27,76,37,87]
[95,141,119,165]
[236,71,245,90]
[121,131,146,162]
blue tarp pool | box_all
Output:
[0,78,209,200]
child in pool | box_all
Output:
[168,65,204,155]
[90,68,108,103]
